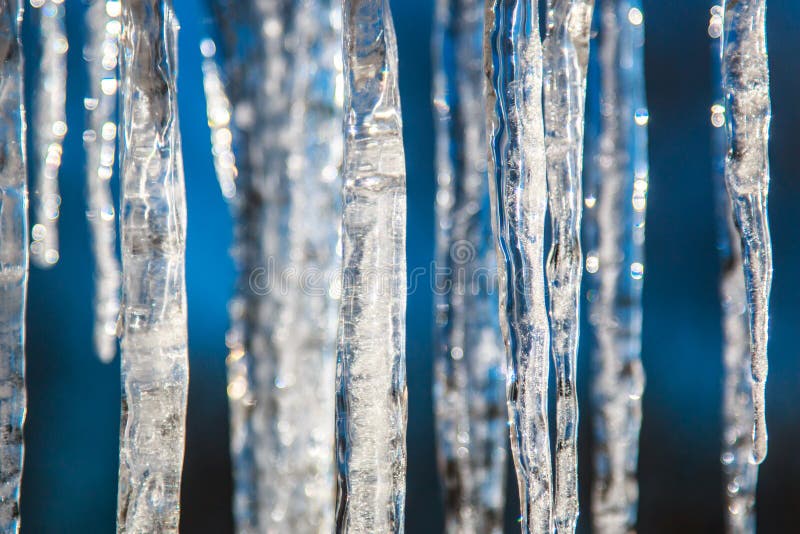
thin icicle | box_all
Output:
[710,5,758,532]
[29,0,66,268]
[336,0,407,531]
[587,2,648,532]
[116,2,188,531]
[484,1,552,532]
[433,1,506,533]
[84,0,121,363]
[542,0,594,531]
[0,0,27,530]
[721,0,772,465]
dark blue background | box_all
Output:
[18,1,800,532]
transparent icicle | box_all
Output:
[117,2,188,532]
[587,2,648,532]
[710,5,758,532]
[84,0,121,363]
[0,1,27,530]
[721,0,772,465]
[542,0,594,531]
[29,0,66,267]
[711,15,757,534]
[432,0,506,533]
[336,0,407,532]
[483,1,552,532]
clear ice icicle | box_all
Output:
[0,0,27,530]
[542,0,594,531]
[586,1,648,532]
[432,0,506,532]
[336,0,407,531]
[721,0,772,465]
[84,0,121,363]
[117,2,188,531]
[484,1,552,531]
[29,0,66,268]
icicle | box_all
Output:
[711,13,758,534]
[483,1,552,532]
[0,0,27,530]
[587,1,648,532]
[84,0,121,363]
[542,1,594,531]
[116,2,188,531]
[200,38,237,201]
[336,0,407,531]
[29,0,66,268]
[432,1,506,533]
[710,5,758,532]
[721,0,772,466]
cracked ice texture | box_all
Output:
[585,2,648,532]
[721,0,772,465]
[484,0,552,531]
[30,0,66,268]
[84,0,121,362]
[432,0,506,532]
[542,0,594,531]
[336,0,408,532]
[0,0,27,531]
[116,1,188,532]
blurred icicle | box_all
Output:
[0,0,27,530]
[30,0,67,268]
[721,0,772,466]
[84,0,121,363]
[586,1,648,532]
[432,0,506,532]
[116,1,188,531]
[484,0,552,531]
[335,0,408,532]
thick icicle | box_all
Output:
[336,0,407,531]
[432,1,506,533]
[721,0,772,465]
[84,0,121,363]
[0,1,27,530]
[586,2,648,532]
[542,0,594,531]
[116,2,188,531]
[483,1,552,532]
[29,0,66,268]
[709,5,758,532]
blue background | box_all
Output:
[19,1,800,532]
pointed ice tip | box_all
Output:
[751,424,767,465]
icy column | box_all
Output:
[709,5,758,532]
[432,1,506,533]
[116,2,188,532]
[587,2,648,532]
[484,1,552,532]
[29,0,66,267]
[84,0,121,362]
[336,0,407,531]
[542,1,594,531]
[721,0,772,465]
[0,1,27,531]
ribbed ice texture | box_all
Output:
[116,2,188,532]
[336,1,407,532]
[709,6,758,532]
[586,2,648,532]
[0,1,27,530]
[432,1,506,532]
[542,1,593,531]
[484,1,552,532]
[30,0,66,268]
[721,0,772,465]
[84,0,121,363]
